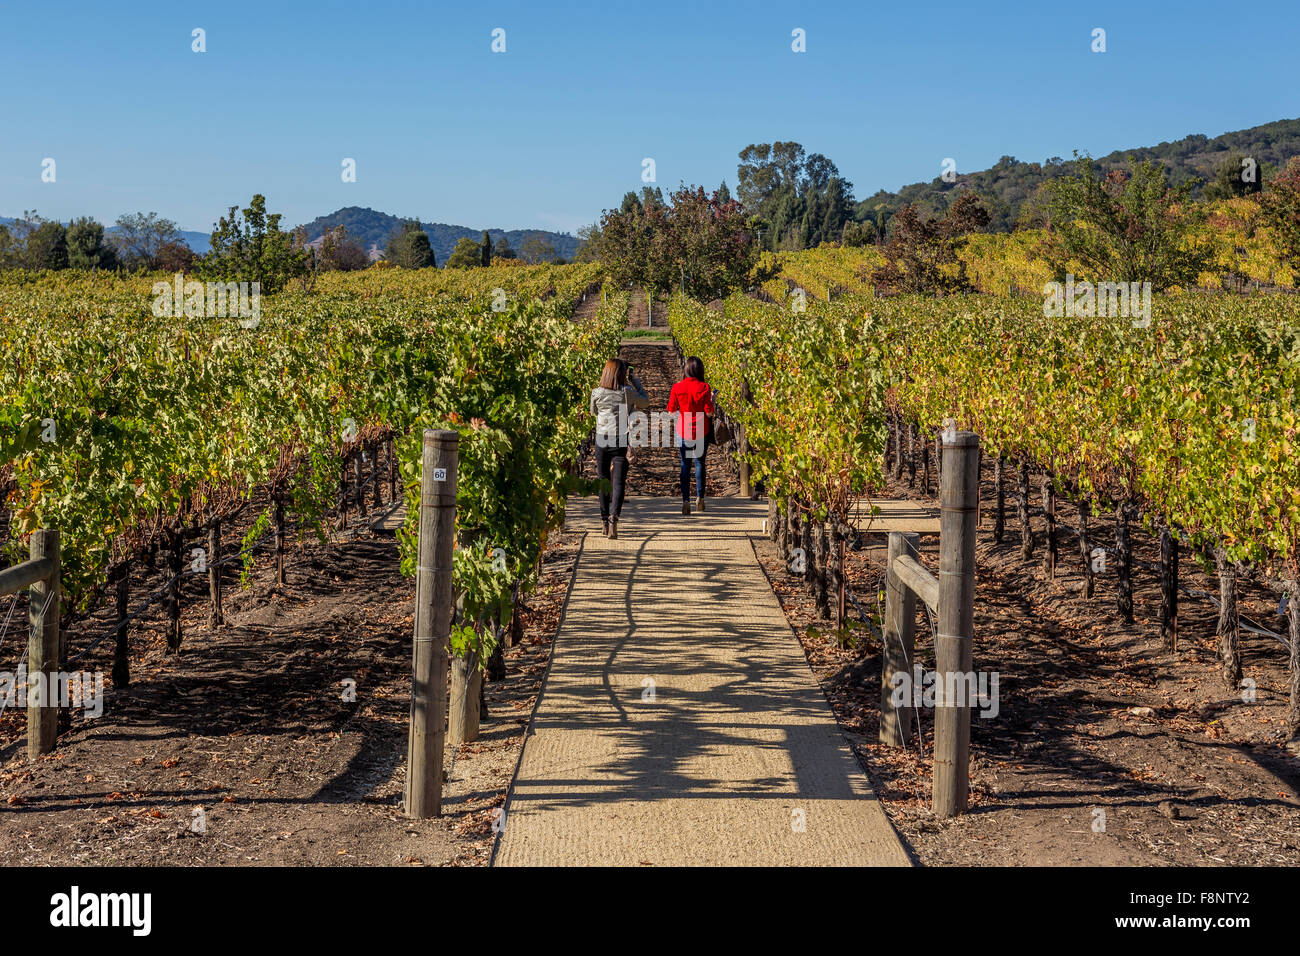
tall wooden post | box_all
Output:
[879,531,918,747]
[27,530,60,759]
[934,432,979,818]
[406,429,457,818]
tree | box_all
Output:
[520,235,557,264]
[493,235,517,261]
[872,194,990,294]
[1259,156,1300,285]
[112,212,181,268]
[480,231,492,267]
[318,225,370,271]
[153,240,197,273]
[384,220,436,269]
[24,219,69,270]
[596,184,758,301]
[445,236,482,269]
[1045,155,1212,290]
[842,220,876,247]
[199,194,308,293]
[1203,153,1264,202]
[736,141,855,250]
[0,225,17,269]
[66,217,117,270]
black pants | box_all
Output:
[595,444,629,518]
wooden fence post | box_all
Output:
[405,429,457,819]
[27,530,60,759]
[879,531,919,747]
[934,432,979,818]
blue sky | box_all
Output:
[1,0,1297,235]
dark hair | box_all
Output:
[684,356,705,381]
[599,358,627,390]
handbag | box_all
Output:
[709,417,733,447]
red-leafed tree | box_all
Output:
[595,185,758,302]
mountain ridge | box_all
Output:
[857,117,1300,232]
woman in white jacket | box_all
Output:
[589,358,650,538]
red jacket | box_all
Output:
[667,377,715,440]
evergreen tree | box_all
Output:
[384,220,437,268]
[445,236,482,269]
[66,217,116,269]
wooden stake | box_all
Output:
[879,531,918,747]
[1017,461,1033,560]
[934,432,979,818]
[1042,476,1056,579]
[112,560,130,688]
[388,438,398,502]
[165,530,182,653]
[1078,497,1094,598]
[274,499,286,587]
[992,455,1005,542]
[1215,548,1241,689]
[27,529,60,759]
[1160,525,1178,651]
[450,652,482,744]
[406,429,457,818]
[354,454,367,517]
[208,522,223,628]
[1115,499,1135,623]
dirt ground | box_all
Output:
[0,483,582,867]
[753,459,1300,866]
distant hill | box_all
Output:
[858,117,1300,232]
[294,207,581,264]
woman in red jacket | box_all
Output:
[667,356,715,515]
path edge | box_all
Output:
[488,518,590,867]
[745,532,919,866]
